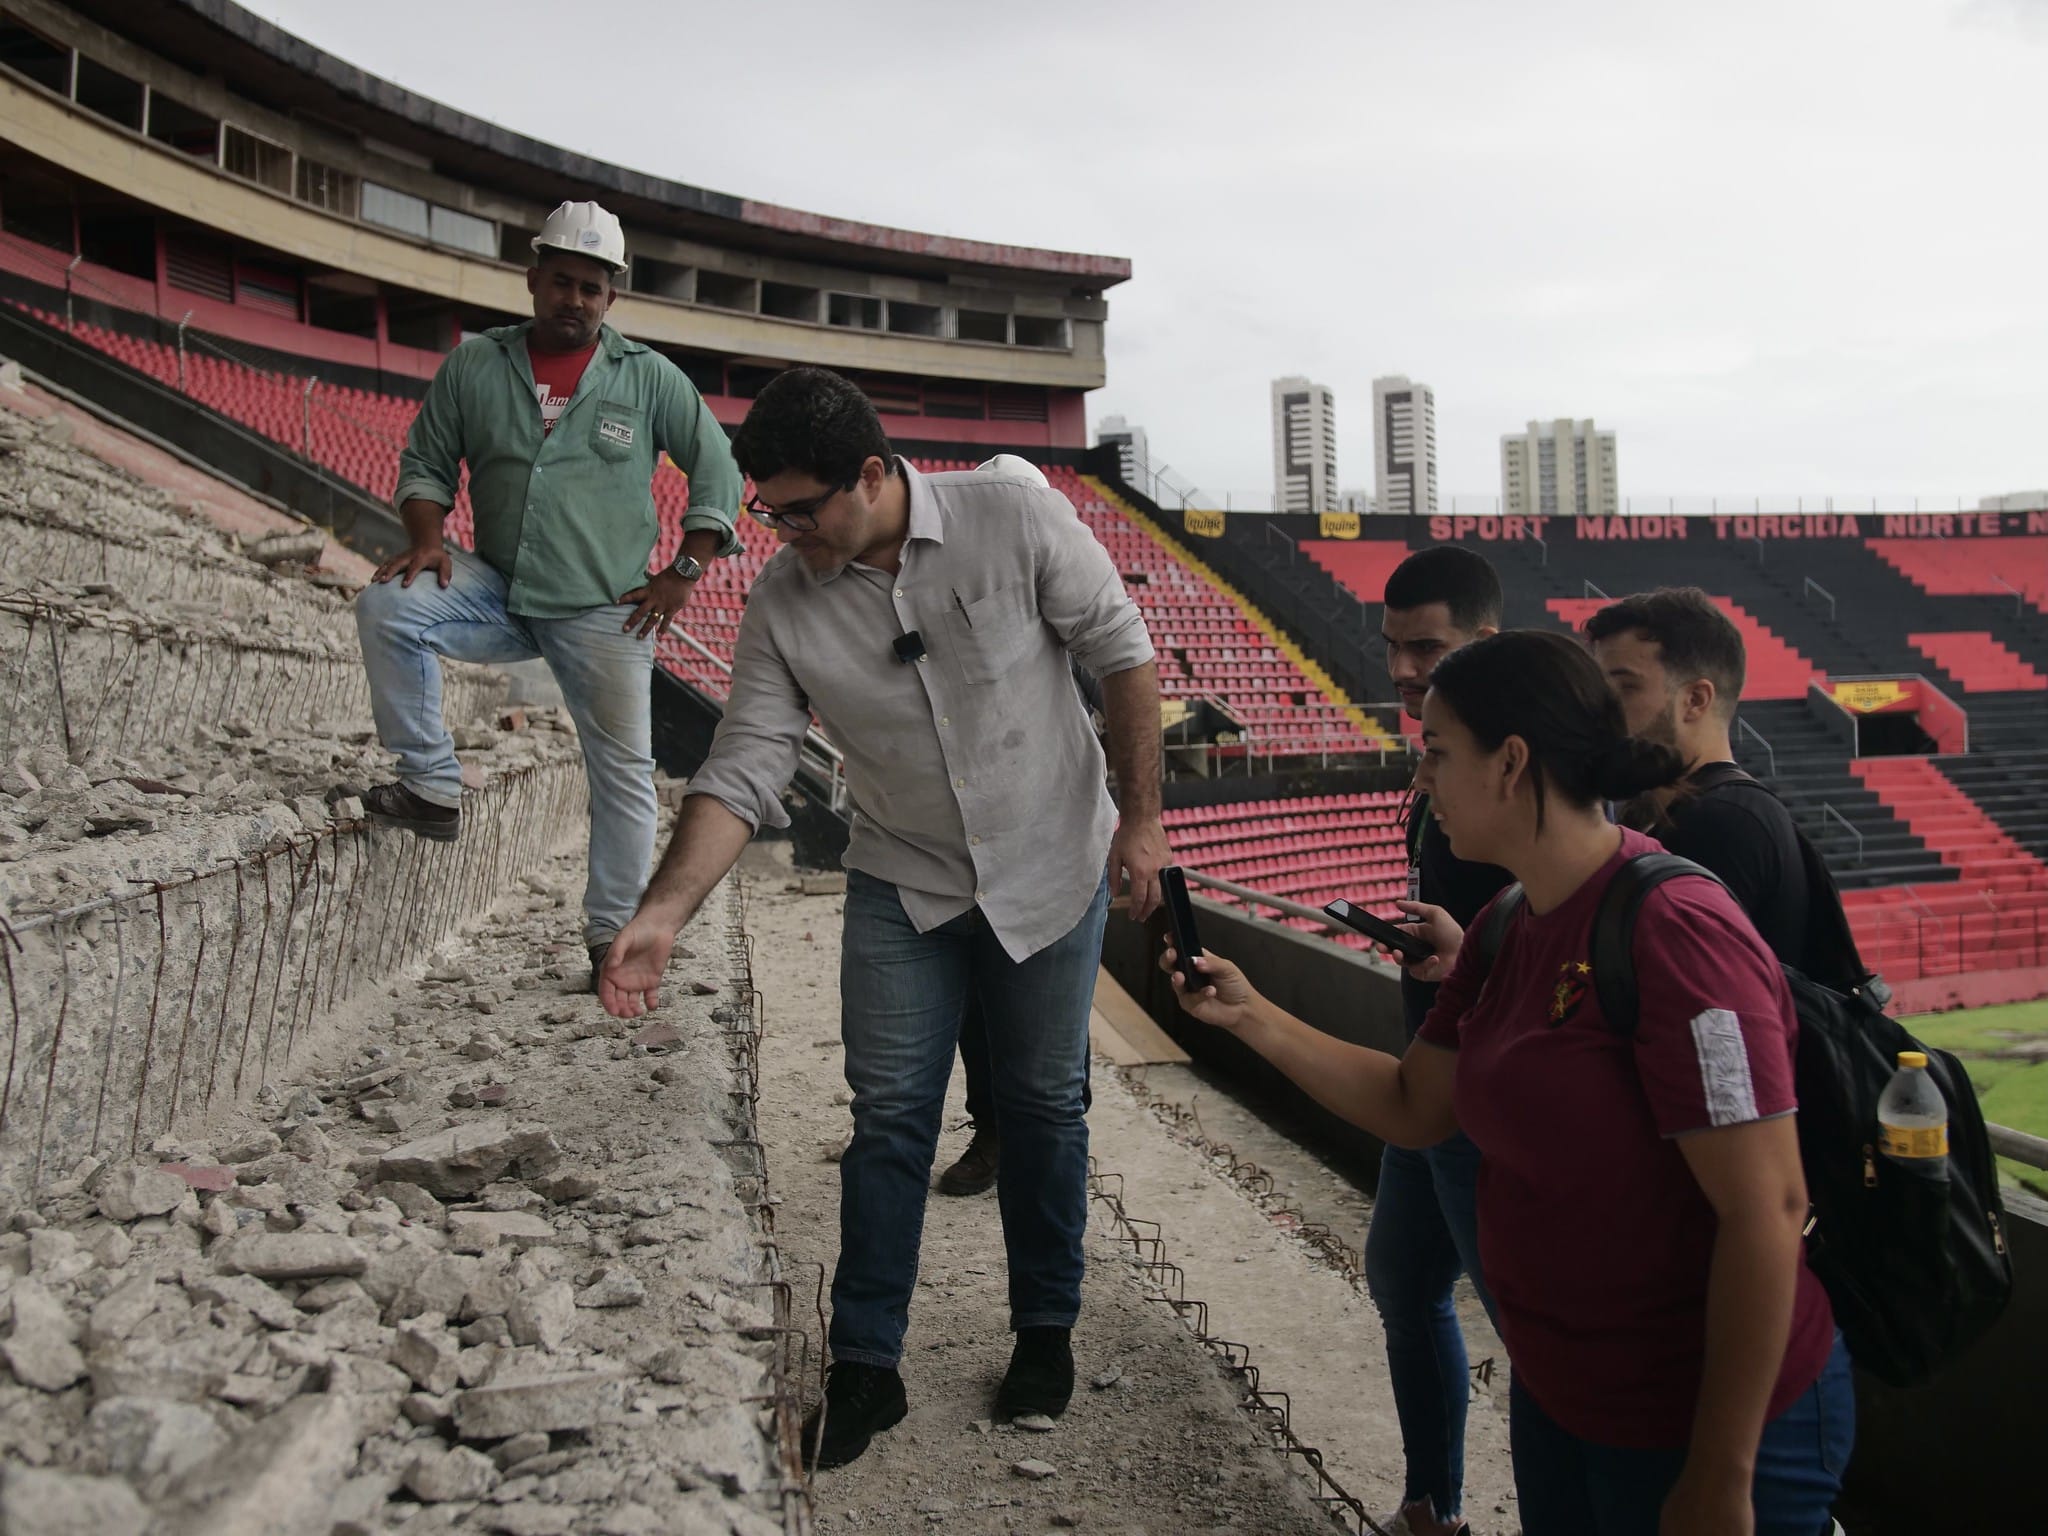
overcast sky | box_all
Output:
[257,0,2048,507]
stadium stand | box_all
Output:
[1163,791,1409,946]
[5,303,1386,759]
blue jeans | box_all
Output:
[354,545,656,944]
[1362,1131,1497,1521]
[831,869,1108,1369]
[1509,1331,1854,1536]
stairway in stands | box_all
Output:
[1846,754,2048,979]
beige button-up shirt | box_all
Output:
[686,461,1154,959]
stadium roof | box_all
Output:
[64,0,1131,290]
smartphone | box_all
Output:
[1323,899,1432,965]
[1161,866,1203,989]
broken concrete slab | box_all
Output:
[452,1371,632,1439]
[374,1118,562,1198]
[217,1231,367,1280]
[0,1465,148,1536]
[506,1280,576,1351]
[405,1443,500,1502]
[3,1279,86,1390]
[447,1208,556,1254]
[89,1395,230,1493]
[391,1317,463,1395]
[94,1164,190,1221]
[157,1394,368,1536]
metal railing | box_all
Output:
[1582,579,1609,600]
[1803,576,1837,622]
[1736,717,1777,779]
[1820,803,1865,865]
[1181,870,2048,1173]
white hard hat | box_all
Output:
[976,454,1048,487]
[531,200,627,272]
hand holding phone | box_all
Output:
[1323,899,1432,965]
[1161,865,1203,989]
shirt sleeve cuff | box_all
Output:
[682,781,791,834]
[681,510,744,559]
[1071,610,1156,677]
[392,478,456,513]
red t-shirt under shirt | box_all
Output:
[1416,827,1834,1449]
[528,339,597,434]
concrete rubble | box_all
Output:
[0,872,786,1534]
[0,405,790,1532]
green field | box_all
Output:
[1907,999,2048,1198]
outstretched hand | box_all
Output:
[1391,900,1464,983]
[597,912,681,1019]
[1158,938,1258,1034]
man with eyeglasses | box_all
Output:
[596,366,1170,1470]
[352,200,742,990]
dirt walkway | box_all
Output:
[743,849,1518,1535]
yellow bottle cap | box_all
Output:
[1898,1050,1928,1069]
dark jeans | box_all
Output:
[830,870,1109,1368]
[1361,1131,1497,1521]
[1509,1331,1854,1536]
[957,1000,1089,1127]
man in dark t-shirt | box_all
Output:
[1585,587,1811,967]
[1372,548,1513,1536]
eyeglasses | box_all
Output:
[744,480,853,532]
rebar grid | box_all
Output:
[0,592,503,761]
[1085,1158,1386,1534]
[719,882,815,1536]
[0,760,585,1200]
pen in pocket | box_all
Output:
[952,588,971,628]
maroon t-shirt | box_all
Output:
[1417,827,1835,1448]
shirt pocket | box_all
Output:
[589,400,644,464]
[941,581,1037,686]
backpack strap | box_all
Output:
[1591,853,1726,1037]
[1685,766,1888,1003]
[1474,882,1527,971]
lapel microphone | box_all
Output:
[893,631,927,665]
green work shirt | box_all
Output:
[393,321,743,618]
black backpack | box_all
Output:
[1474,829,2014,1390]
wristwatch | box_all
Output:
[669,551,705,582]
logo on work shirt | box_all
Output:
[534,381,572,434]
[598,418,635,448]
[1548,959,1591,1025]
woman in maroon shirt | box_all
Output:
[1165,630,1851,1536]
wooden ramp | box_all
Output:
[1090,965,1190,1067]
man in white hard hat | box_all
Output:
[354,199,744,987]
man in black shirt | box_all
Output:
[1585,586,1811,966]
[1370,547,1512,1536]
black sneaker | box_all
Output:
[994,1326,1073,1421]
[361,782,460,842]
[802,1361,907,1470]
[587,942,611,996]
[936,1123,1000,1197]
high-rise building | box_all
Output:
[1270,377,1338,513]
[1336,487,1377,515]
[1096,415,1150,493]
[1372,376,1437,519]
[1500,418,1619,518]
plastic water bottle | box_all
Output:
[1877,1050,1948,1168]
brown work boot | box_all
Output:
[361,781,460,842]
[936,1123,999,1196]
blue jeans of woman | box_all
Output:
[1362,1132,1497,1521]
[1508,1331,1854,1536]
[829,869,1108,1368]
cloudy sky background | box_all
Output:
[258,0,2048,509]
